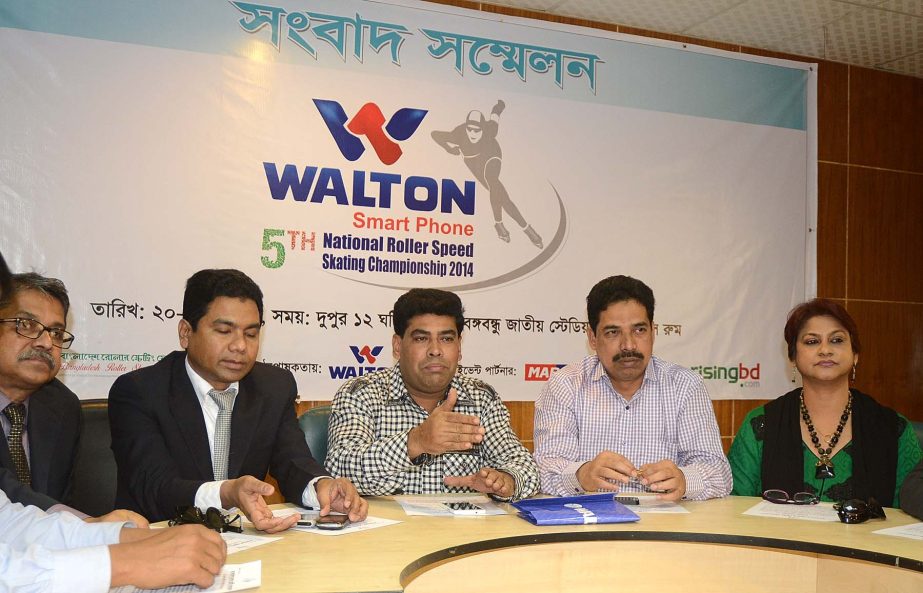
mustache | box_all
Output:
[18,349,55,369]
[612,350,644,363]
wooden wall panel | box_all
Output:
[712,400,734,437]
[846,301,923,420]
[817,61,849,164]
[423,0,480,10]
[849,68,923,173]
[817,163,848,298]
[847,167,923,302]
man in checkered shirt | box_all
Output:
[326,289,538,501]
[534,276,732,501]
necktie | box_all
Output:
[208,388,237,481]
[4,403,31,486]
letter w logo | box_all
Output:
[313,99,427,165]
[350,345,384,365]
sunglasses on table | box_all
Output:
[762,489,819,505]
[833,498,886,524]
[169,505,242,533]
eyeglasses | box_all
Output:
[833,498,886,524]
[0,318,75,349]
[169,506,242,533]
[762,489,819,505]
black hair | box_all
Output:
[1,272,70,317]
[182,269,263,329]
[393,289,464,336]
[586,275,655,332]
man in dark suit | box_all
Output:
[0,272,146,525]
[0,380,80,510]
[109,268,367,531]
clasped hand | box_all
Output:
[576,452,686,501]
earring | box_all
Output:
[791,366,798,383]
[851,364,856,382]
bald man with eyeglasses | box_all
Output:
[0,271,145,526]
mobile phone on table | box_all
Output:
[613,496,640,506]
[315,514,350,530]
[443,501,487,515]
[297,513,315,527]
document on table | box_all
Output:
[394,494,506,516]
[222,532,281,554]
[110,560,261,593]
[269,508,402,536]
[872,521,923,540]
[743,500,839,522]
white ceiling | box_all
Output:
[486,0,923,78]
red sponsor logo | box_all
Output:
[524,363,565,381]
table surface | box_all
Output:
[227,496,923,593]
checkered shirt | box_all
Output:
[533,355,732,500]
[327,366,539,500]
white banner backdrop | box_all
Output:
[0,0,816,400]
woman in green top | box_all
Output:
[728,299,922,506]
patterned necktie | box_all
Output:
[208,388,237,481]
[3,403,31,486]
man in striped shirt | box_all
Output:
[534,275,731,500]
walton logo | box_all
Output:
[524,363,567,381]
[329,345,390,380]
[314,99,427,165]
[350,345,384,365]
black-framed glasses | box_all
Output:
[762,489,819,505]
[833,498,886,524]
[0,318,75,349]
[169,506,242,533]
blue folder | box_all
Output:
[512,493,641,526]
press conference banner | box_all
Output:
[0,0,816,400]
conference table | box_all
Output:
[228,496,923,593]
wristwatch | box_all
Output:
[489,493,514,503]
[410,453,434,466]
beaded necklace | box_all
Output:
[799,389,853,480]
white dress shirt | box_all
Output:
[0,489,125,593]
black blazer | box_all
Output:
[0,379,82,510]
[109,351,327,521]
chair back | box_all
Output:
[298,405,332,465]
[68,399,117,516]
